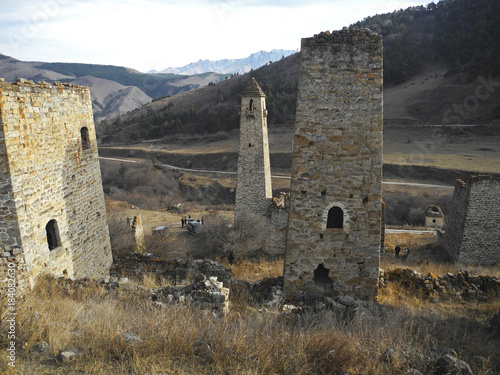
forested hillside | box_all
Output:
[352,0,500,83]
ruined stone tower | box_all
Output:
[283,29,383,301]
[0,78,112,296]
[445,175,500,265]
[234,78,272,221]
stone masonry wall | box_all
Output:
[444,179,468,261]
[0,78,112,296]
[445,175,500,265]
[284,29,383,301]
[234,79,272,221]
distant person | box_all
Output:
[402,247,410,260]
[126,217,131,227]
[181,217,185,228]
[395,245,401,258]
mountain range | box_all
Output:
[0,50,294,121]
[152,49,297,75]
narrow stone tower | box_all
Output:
[0,78,112,296]
[234,78,272,221]
[283,29,383,301]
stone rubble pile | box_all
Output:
[229,276,284,307]
[380,268,500,299]
[152,274,229,315]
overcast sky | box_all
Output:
[1,0,427,73]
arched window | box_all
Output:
[46,220,61,250]
[248,99,254,111]
[327,206,343,229]
[81,127,90,150]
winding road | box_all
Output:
[99,157,454,189]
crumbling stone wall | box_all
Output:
[445,175,500,265]
[284,29,383,301]
[0,78,112,297]
[110,254,232,286]
[234,79,272,221]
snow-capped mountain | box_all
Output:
[154,49,297,75]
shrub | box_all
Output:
[106,212,134,256]
[384,191,451,226]
[100,161,180,210]
[188,211,284,262]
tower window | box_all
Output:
[248,99,254,111]
[327,206,343,229]
[46,220,61,250]
[81,127,90,150]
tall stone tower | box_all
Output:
[0,78,112,296]
[235,78,272,221]
[283,29,383,301]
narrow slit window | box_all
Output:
[248,99,254,111]
[46,219,61,250]
[327,206,343,229]
[81,127,90,150]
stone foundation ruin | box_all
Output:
[0,78,112,300]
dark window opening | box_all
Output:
[81,127,90,150]
[46,220,61,250]
[327,206,343,229]
[249,143,253,147]
[313,264,335,297]
[319,234,324,240]
[248,99,254,111]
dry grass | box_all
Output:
[378,281,500,373]
[384,230,437,252]
[2,258,499,375]
[223,258,284,281]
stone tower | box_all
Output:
[0,78,112,296]
[444,175,500,265]
[283,29,383,301]
[234,78,272,221]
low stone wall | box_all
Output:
[110,254,232,286]
[380,268,500,299]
